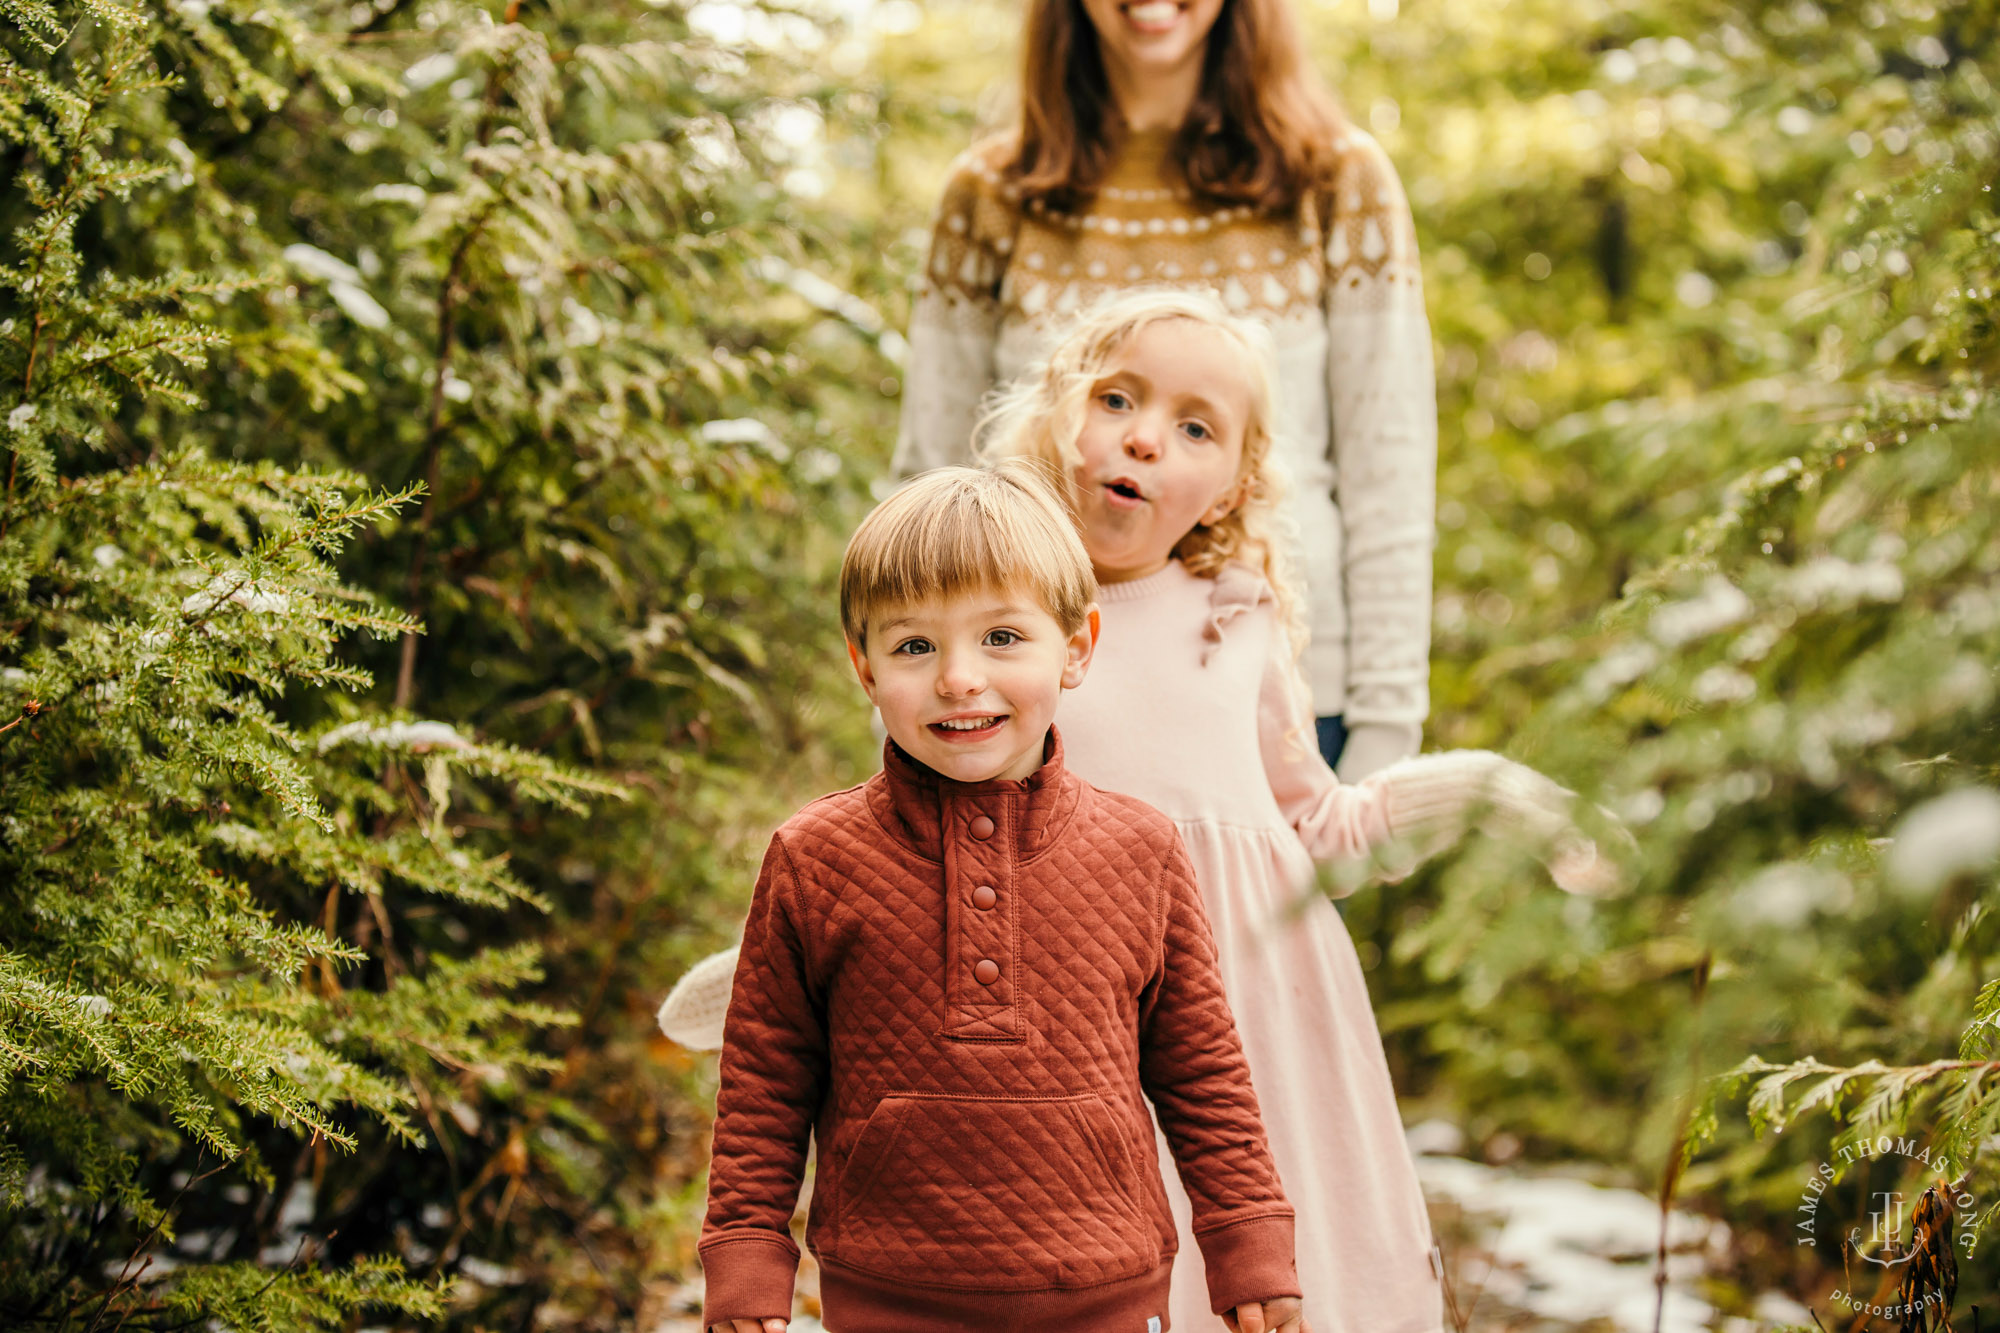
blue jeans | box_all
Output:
[1315,714,1348,769]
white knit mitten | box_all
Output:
[656,945,740,1051]
[1373,750,1622,894]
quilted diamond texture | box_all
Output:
[834,1092,1156,1286]
[700,732,1294,1316]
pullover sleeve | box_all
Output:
[1259,620,1396,880]
[891,146,1011,479]
[698,836,826,1325]
[1139,838,1300,1314]
[1322,131,1438,780]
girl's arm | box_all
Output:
[698,837,826,1327]
[1321,131,1438,781]
[1262,617,1619,894]
[891,146,1010,479]
[1258,626,1396,875]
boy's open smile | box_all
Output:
[930,711,1009,739]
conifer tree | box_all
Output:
[0,0,898,1325]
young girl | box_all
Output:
[973,290,1605,1333]
[893,0,1437,780]
[663,292,1608,1333]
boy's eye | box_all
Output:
[892,638,934,656]
[984,629,1021,647]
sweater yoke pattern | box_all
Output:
[919,129,1424,334]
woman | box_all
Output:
[893,0,1438,783]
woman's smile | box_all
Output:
[1121,1,1186,34]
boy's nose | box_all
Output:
[935,651,985,696]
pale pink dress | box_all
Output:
[1056,560,1444,1333]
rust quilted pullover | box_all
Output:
[699,730,1299,1330]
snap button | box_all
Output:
[974,959,1000,985]
[972,885,997,910]
[968,814,996,840]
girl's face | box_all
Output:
[1068,319,1252,584]
[1078,0,1227,89]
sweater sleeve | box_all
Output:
[698,836,825,1326]
[1258,617,1396,880]
[891,145,1011,479]
[1138,837,1300,1314]
[1321,131,1438,779]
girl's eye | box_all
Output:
[892,638,934,656]
[1101,390,1132,411]
[985,629,1021,647]
[1181,420,1211,442]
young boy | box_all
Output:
[699,462,1306,1333]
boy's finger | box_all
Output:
[763,1322,789,1333]
[1237,1302,1268,1333]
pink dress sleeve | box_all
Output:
[1253,604,1396,870]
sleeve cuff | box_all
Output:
[698,1232,799,1326]
[1195,1211,1300,1314]
[1334,719,1421,782]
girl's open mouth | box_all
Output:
[1103,478,1146,510]
[930,715,1006,739]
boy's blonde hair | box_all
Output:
[976,289,1304,652]
[840,459,1097,647]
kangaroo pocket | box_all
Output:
[832,1093,1160,1289]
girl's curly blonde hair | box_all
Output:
[976,289,1306,654]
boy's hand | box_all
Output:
[1224,1298,1307,1333]
[708,1322,786,1333]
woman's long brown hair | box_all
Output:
[1011,0,1348,212]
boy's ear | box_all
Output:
[1060,605,1101,690]
[846,638,879,703]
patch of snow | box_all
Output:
[1887,786,2000,895]
[403,52,458,92]
[330,280,392,330]
[182,575,291,615]
[317,720,472,754]
[1415,1147,1724,1333]
[1651,576,1752,647]
[282,243,363,286]
[458,1255,525,1286]
[1783,556,1904,609]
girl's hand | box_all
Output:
[1224,1297,1307,1333]
[708,1321,786,1333]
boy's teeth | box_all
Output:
[1128,1,1179,23]
[939,717,999,730]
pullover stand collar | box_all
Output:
[870,727,1079,865]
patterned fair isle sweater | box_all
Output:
[893,127,1438,780]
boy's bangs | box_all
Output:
[859,504,1023,622]
[841,461,1095,645]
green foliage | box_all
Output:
[0,0,895,1325]
[1288,0,2000,1291]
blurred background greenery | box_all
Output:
[0,0,1995,1327]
